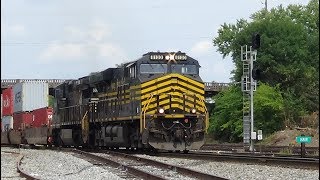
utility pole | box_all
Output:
[265,0,268,11]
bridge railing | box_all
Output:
[1,79,70,83]
[1,79,72,88]
[2,79,231,92]
[204,82,230,91]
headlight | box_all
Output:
[158,107,165,114]
[191,108,196,114]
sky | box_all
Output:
[1,0,310,83]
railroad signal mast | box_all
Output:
[241,34,260,151]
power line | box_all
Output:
[1,36,213,46]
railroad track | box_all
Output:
[17,154,40,180]
[70,149,227,180]
[155,151,319,170]
[201,144,319,155]
[2,150,40,180]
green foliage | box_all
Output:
[254,84,284,135]
[209,83,285,142]
[282,91,308,127]
[213,0,319,124]
[208,85,243,142]
[48,95,55,107]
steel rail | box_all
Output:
[17,155,40,180]
[201,144,319,154]
[71,149,165,180]
[157,151,319,170]
[98,149,227,180]
[2,149,40,179]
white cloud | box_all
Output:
[88,20,111,41]
[10,24,25,35]
[39,20,126,65]
[64,26,85,40]
[190,40,212,55]
[39,42,126,62]
[40,42,86,61]
[99,43,126,59]
[1,24,26,37]
[200,59,234,83]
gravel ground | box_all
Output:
[93,152,197,180]
[1,147,124,180]
[1,148,25,180]
[1,147,318,180]
[135,154,319,180]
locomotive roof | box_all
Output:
[57,51,200,87]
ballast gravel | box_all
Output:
[134,154,319,180]
[1,147,124,180]
[1,148,25,180]
[1,147,319,180]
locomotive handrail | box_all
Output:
[196,94,209,133]
[81,110,89,143]
[140,93,154,133]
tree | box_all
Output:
[209,83,285,142]
[254,84,285,134]
[208,85,243,142]
[213,0,319,123]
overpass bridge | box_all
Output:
[1,79,230,97]
[1,79,71,89]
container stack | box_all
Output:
[12,81,50,130]
[1,80,55,132]
[32,107,53,127]
[1,87,14,131]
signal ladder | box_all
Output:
[241,45,256,150]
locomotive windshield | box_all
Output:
[171,64,197,75]
[140,64,167,74]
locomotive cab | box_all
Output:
[137,52,208,151]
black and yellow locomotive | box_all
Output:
[52,51,208,151]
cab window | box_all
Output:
[140,64,167,74]
[171,64,197,74]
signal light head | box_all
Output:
[252,68,261,80]
[191,108,196,114]
[158,107,165,114]
[252,33,260,49]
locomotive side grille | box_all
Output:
[140,73,205,114]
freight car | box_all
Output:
[1,81,53,146]
[1,107,53,146]
[51,51,208,151]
